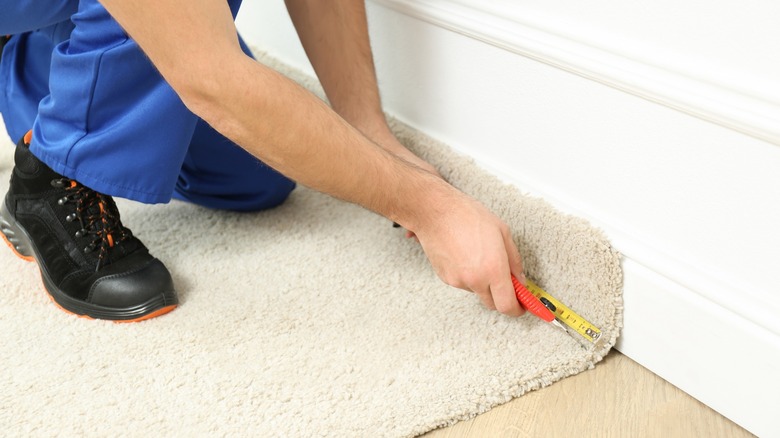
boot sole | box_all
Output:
[0,201,177,322]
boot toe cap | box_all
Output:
[89,259,176,309]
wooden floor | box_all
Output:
[424,352,753,438]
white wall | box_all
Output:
[236,2,780,436]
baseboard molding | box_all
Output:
[370,0,780,146]
[618,258,780,438]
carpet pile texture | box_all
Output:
[0,52,622,437]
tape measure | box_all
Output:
[525,279,604,347]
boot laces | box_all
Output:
[52,178,133,270]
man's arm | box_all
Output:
[284,0,439,177]
[97,0,525,316]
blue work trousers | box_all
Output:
[0,0,295,211]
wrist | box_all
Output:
[391,174,459,234]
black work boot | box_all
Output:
[0,131,177,321]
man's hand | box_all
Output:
[411,186,526,316]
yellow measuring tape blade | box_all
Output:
[526,279,603,345]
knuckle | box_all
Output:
[453,266,480,289]
[494,300,511,313]
[496,301,520,316]
[439,271,465,289]
[461,272,480,289]
[480,296,497,310]
[440,274,456,287]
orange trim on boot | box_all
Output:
[3,231,177,322]
[46,293,177,323]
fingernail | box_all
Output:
[519,273,527,284]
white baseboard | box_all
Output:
[618,258,780,438]
[370,0,780,146]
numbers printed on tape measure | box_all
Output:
[526,280,603,344]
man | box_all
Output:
[0,1,527,321]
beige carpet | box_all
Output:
[0,53,622,437]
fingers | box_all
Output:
[475,287,497,311]
[489,268,525,317]
[391,221,418,240]
[472,275,524,316]
[471,232,525,317]
[483,225,525,316]
[503,228,525,284]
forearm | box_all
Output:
[193,54,448,228]
[285,0,389,138]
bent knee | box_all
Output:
[174,177,295,212]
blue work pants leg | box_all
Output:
[0,0,295,211]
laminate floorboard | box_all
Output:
[424,352,753,438]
